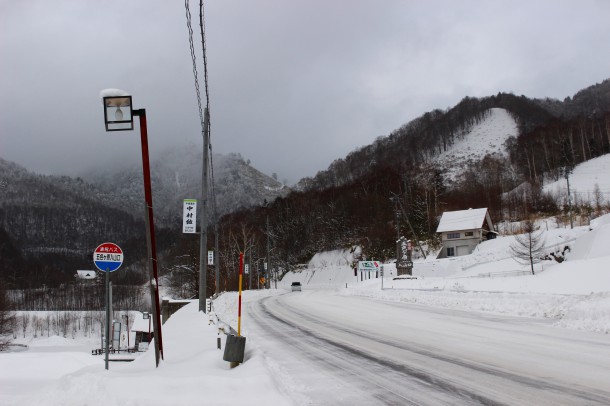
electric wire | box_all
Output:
[185,0,218,223]
[185,0,205,137]
[197,1,219,223]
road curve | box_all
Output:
[245,290,610,406]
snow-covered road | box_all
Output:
[246,290,610,405]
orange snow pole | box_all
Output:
[238,252,244,336]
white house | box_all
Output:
[436,208,496,258]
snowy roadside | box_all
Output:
[340,283,610,334]
[282,214,610,335]
[1,296,291,406]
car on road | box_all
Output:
[290,282,302,292]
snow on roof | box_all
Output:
[130,313,154,332]
[76,270,97,280]
[436,208,489,233]
[99,88,130,98]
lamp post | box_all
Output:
[100,89,164,367]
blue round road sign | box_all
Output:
[93,242,124,272]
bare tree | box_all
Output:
[510,220,545,275]
[0,280,15,351]
[166,262,199,299]
[21,312,30,338]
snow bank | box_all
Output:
[2,300,292,406]
[569,222,610,260]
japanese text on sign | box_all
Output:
[182,199,197,233]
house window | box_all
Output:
[447,232,460,239]
[447,247,455,257]
[465,231,474,237]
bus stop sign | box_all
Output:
[93,242,124,272]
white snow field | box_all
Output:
[543,153,610,207]
[1,213,610,405]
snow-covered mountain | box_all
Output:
[82,146,290,225]
[0,149,289,284]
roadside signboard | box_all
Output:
[207,250,214,265]
[182,199,197,233]
[93,242,124,272]
[112,321,122,349]
[358,261,380,272]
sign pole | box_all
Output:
[105,268,110,370]
[238,252,244,336]
[93,242,124,371]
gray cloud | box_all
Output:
[1,0,609,184]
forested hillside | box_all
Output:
[0,151,288,292]
[84,150,289,226]
[3,80,610,299]
[202,80,610,296]
[0,159,153,288]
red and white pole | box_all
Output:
[238,252,244,336]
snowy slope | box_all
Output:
[437,108,518,181]
[542,153,610,207]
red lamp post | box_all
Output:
[101,89,164,367]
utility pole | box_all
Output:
[565,169,574,229]
[391,196,405,275]
[266,213,271,289]
[392,197,401,262]
[214,224,219,295]
[248,247,252,290]
[199,107,210,312]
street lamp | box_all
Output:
[100,88,164,367]
[102,91,133,131]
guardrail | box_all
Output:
[208,294,245,366]
[91,348,137,355]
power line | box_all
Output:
[185,0,217,221]
[195,1,217,221]
[198,0,210,112]
[185,0,205,134]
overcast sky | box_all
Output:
[1,0,609,184]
